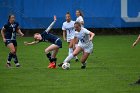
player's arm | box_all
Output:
[63,30,67,41]
[132,35,140,47]
[73,37,78,48]
[16,27,24,36]
[1,27,6,42]
[45,15,57,33]
[24,41,39,45]
[89,32,95,41]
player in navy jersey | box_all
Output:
[1,15,24,67]
[24,16,62,69]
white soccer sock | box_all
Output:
[7,61,10,63]
[75,56,78,59]
[68,48,73,56]
[64,54,74,63]
[15,63,20,66]
[82,61,87,66]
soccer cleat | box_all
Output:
[75,59,79,62]
[48,62,56,69]
[58,63,63,67]
[133,79,140,85]
[16,65,20,67]
[129,78,140,86]
[6,63,11,68]
[81,66,86,69]
[50,62,56,69]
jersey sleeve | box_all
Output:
[45,20,56,33]
[74,32,78,37]
[16,22,19,27]
[83,28,90,34]
[62,23,66,30]
[79,16,84,22]
[3,24,8,29]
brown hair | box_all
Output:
[74,22,81,27]
[8,14,15,21]
[76,10,83,17]
[66,12,71,16]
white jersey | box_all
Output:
[75,27,93,46]
[75,27,93,53]
[76,16,84,24]
[62,20,75,42]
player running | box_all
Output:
[62,12,78,62]
[1,14,24,68]
[76,10,84,26]
[59,22,95,69]
[24,16,62,69]
[131,35,140,85]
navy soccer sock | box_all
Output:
[7,52,13,63]
[13,54,19,65]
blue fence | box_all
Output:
[0,0,140,29]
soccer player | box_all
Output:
[76,10,84,26]
[131,35,140,85]
[24,16,62,69]
[62,12,78,62]
[1,14,24,67]
[59,22,95,69]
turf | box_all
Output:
[0,35,140,93]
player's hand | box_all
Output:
[132,42,137,47]
[3,38,6,42]
[89,38,93,41]
[21,33,24,37]
[54,15,57,21]
[24,42,28,45]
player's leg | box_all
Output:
[68,39,74,56]
[69,39,79,62]
[6,42,16,67]
[80,44,93,69]
[12,41,20,67]
[13,47,20,67]
[45,44,59,68]
[51,48,59,64]
[64,46,82,63]
[58,46,82,67]
[80,52,90,69]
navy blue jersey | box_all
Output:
[3,22,19,40]
[39,31,60,44]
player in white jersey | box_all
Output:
[59,22,95,69]
[62,12,79,62]
[76,10,84,26]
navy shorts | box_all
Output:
[5,40,17,47]
[55,39,62,48]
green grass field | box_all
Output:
[0,35,140,93]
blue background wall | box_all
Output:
[0,0,140,29]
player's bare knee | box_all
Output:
[11,49,16,54]
[73,53,78,57]
[45,49,49,54]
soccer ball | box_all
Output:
[62,63,70,70]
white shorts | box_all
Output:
[78,42,93,53]
[67,36,74,42]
